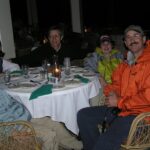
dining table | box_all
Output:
[0,66,101,135]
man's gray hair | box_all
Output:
[124,25,145,37]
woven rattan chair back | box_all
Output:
[121,112,150,150]
[0,120,42,150]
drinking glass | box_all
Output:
[4,71,10,83]
[42,59,48,71]
[40,69,46,79]
[64,57,71,76]
[22,65,29,78]
[63,57,71,68]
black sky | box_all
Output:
[9,0,150,33]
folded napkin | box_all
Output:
[10,70,23,75]
[29,84,53,100]
[74,75,90,83]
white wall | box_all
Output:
[0,0,16,59]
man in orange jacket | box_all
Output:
[77,25,150,150]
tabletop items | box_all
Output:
[0,56,97,100]
[5,70,100,135]
[1,63,100,135]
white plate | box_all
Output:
[64,79,80,85]
[53,84,65,89]
[83,72,95,77]
[11,76,22,81]
[8,82,37,89]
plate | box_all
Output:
[8,82,37,89]
[83,72,95,77]
[71,68,83,73]
[29,70,40,74]
[64,79,80,85]
[71,66,78,68]
[10,70,23,77]
[11,76,22,81]
[53,84,65,89]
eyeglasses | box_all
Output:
[125,33,142,42]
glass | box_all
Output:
[63,57,71,67]
[4,71,10,83]
[40,69,46,79]
[53,65,61,79]
[64,57,71,76]
[22,65,29,78]
[52,55,61,79]
[42,59,48,71]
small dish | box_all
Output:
[20,82,37,87]
[53,84,65,89]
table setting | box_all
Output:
[0,58,101,135]
[0,64,98,97]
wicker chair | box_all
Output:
[0,120,42,150]
[121,112,150,150]
[98,96,150,149]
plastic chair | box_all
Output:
[121,112,150,150]
[0,120,42,150]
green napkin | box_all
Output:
[10,70,23,76]
[74,75,90,83]
[29,84,53,100]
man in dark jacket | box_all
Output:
[14,25,74,67]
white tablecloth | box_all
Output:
[1,67,101,135]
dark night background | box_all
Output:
[9,0,150,34]
[8,0,150,59]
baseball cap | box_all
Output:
[100,35,112,44]
[124,25,144,37]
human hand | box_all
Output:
[99,76,107,88]
[105,91,119,107]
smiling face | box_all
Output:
[100,41,112,55]
[124,30,146,57]
[48,29,62,50]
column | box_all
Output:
[26,0,38,28]
[70,0,83,33]
[0,0,15,59]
